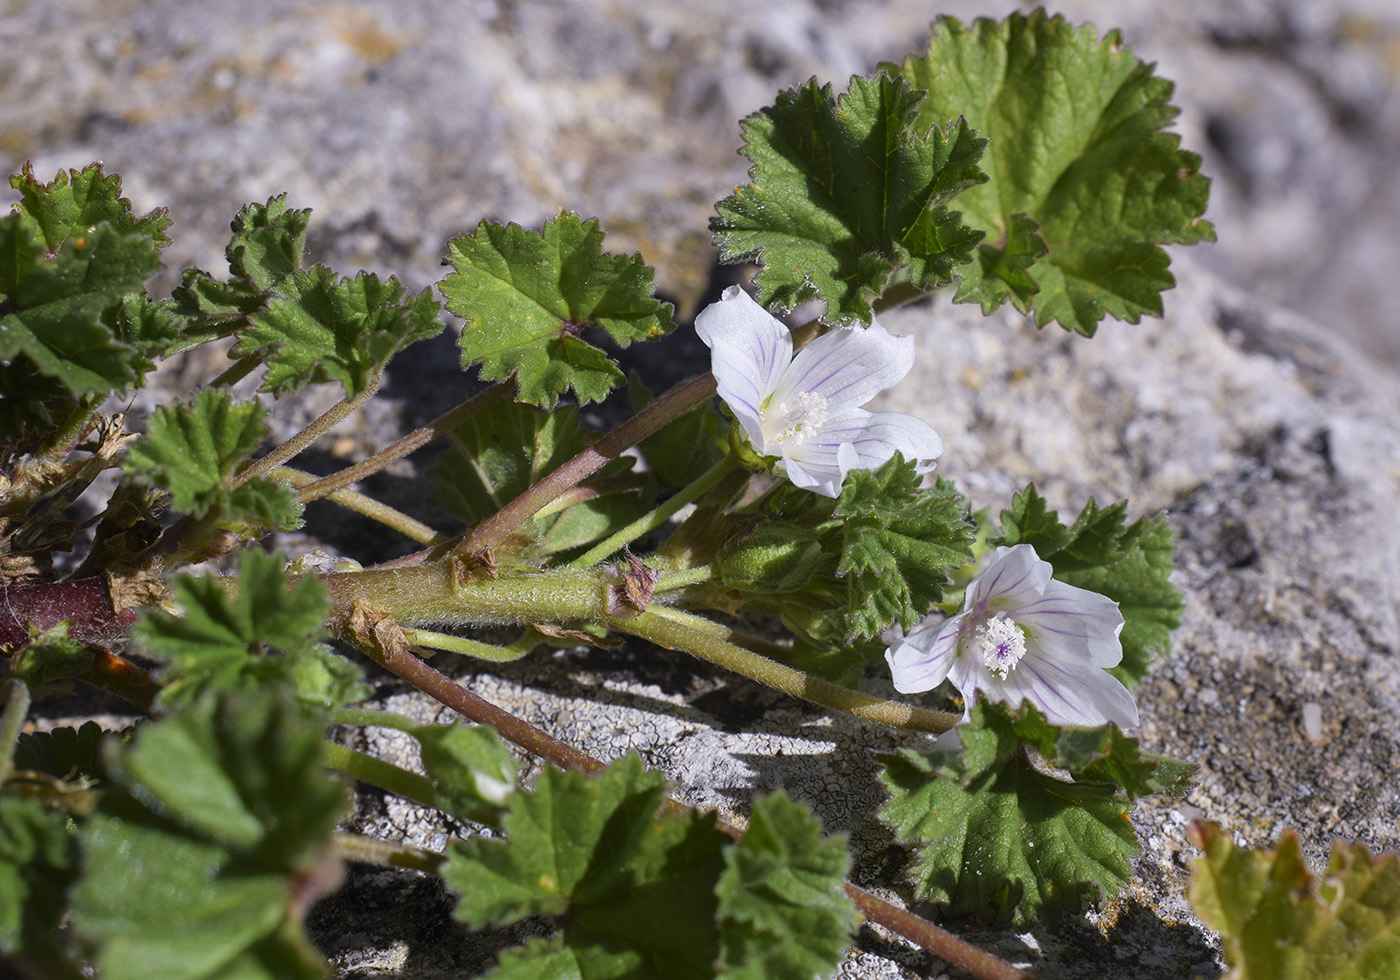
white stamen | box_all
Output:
[761,390,828,448]
[976,612,1026,679]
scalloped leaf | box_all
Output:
[444,754,727,980]
[168,195,313,351]
[238,266,442,397]
[9,162,170,254]
[69,690,346,980]
[121,388,301,531]
[717,791,858,980]
[443,214,675,408]
[889,10,1214,333]
[1189,822,1400,979]
[0,219,162,398]
[712,73,987,323]
[833,460,976,638]
[131,549,363,710]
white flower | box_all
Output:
[694,285,944,498]
[885,543,1139,730]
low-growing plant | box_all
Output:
[6,10,1376,980]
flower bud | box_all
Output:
[715,520,823,593]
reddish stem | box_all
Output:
[360,624,603,775]
[459,373,717,557]
[360,638,1027,980]
[0,578,134,648]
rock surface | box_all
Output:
[6,1,1400,978]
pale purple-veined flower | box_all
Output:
[694,285,944,498]
[885,543,1139,730]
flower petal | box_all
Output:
[1016,580,1125,667]
[780,408,944,495]
[695,285,791,449]
[993,654,1140,729]
[770,317,915,416]
[886,617,964,694]
[970,544,1054,615]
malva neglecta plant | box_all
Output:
[7,10,1392,980]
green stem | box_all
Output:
[615,605,960,733]
[0,679,31,787]
[37,400,95,464]
[652,565,716,592]
[403,627,536,662]
[460,373,717,556]
[533,472,649,520]
[235,373,383,488]
[209,353,261,389]
[330,708,425,733]
[274,466,441,545]
[298,382,512,503]
[322,563,953,732]
[322,741,439,808]
[873,278,938,314]
[323,564,606,627]
[332,831,447,875]
[568,454,741,569]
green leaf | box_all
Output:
[0,796,78,955]
[9,162,171,254]
[717,791,857,980]
[442,214,675,407]
[121,388,302,530]
[167,196,314,351]
[1051,724,1196,801]
[0,218,162,396]
[711,73,987,323]
[430,399,638,557]
[878,699,1139,927]
[993,485,1183,686]
[411,723,519,825]
[12,720,116,785]
[889,10,1214,333]
[132,549,351,709]
[1188,821,1400,980]
[238,266,442,397]
[431,399,589,522]
[225,195,312,291]
[443,754,727,980]
[833,460,976,638]
[69,690,345,980]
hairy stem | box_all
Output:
[403,627,536,662]
[353,635,1023,979]
[350,630,604,776]
[332,831,447,875]
[274,466,441,545]
[616,605,960,733]
[847,884,1031,980]
[322,563,954,731]
[0,679,31,786]
[567,453,740,569]
[298,382,513,503]
[209,352,262,389]
[236,373,382,487]
[322,741,439,808]
[459,373,717,557]
[0,577,135,648]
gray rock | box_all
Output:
[6,0,1400,977]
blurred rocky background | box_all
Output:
[4,1,1399,978]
